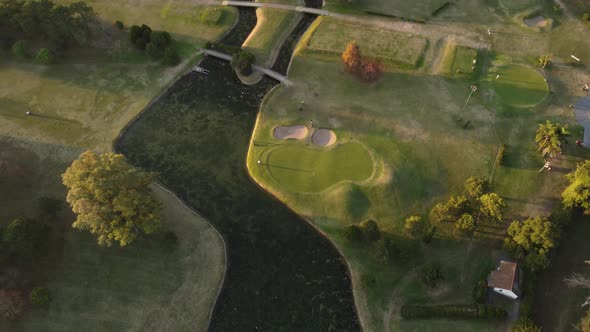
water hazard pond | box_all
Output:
[116,6,360,332]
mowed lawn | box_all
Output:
[303,17,429,69]
[360,0,449,18]
[484,63,549,108]
[260,141,374,192]
[0,147,225,331]
[438,42,479,78]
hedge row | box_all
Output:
[495,144,506,167]
[401,304,507,320]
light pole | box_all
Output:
[457,85,478,121]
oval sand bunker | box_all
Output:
[273,125,308,140]
[312,129,337,147]
[524,16,548,27]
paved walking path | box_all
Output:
[574,96,590,146]
[203,49,293,85]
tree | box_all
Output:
[420,262,443,287]
[231,50,255,76]
[130,24,151,49]
[580,310,590,332]
[479,193,505,223]
[404,215,424,238]
[455,213,475,233]
[29,287,51,306]
[342,40,361,74]
[465,176,488,199]
[360,61,381,82]
[535,120,569,158]
[504,216,559,272]
[343,224,362,243]
[0,290,25,320]
[115,20,124,30]
[563,160,590,214]
[430,195,471,224]
[359,219,381,242]
[11,39,29,58]
[162,47,180,66]
[62,151,162,247]
[35,48,55,64]
[511,318,542,332]
[146,31,172,60]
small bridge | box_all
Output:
[221,1,331,16]
[203,49,293,86]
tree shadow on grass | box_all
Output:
[346,185,371,220]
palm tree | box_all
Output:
[535,120,569,158]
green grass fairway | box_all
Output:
[362,0,449,19]
[485,64,548,107]
[304,17,428,69]
[263,142,374,192]
[439,43,479,78]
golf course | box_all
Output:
[1,0,590,331]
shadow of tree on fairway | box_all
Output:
[347,185,371,220]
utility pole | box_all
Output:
[457,85,478,121]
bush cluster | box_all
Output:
[231,50,256,76]
[400,304,507,319]
[130,24,180,66]
[420,262,443,287]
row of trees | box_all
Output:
[0,0,95,54]
[342,41,382,83]
[129,24,180,66]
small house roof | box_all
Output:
[488,261,517,290]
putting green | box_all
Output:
[264,142,374,192]
[487,64,549,107]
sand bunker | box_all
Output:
[273,125,309,140]
[312,129,337,147]
[524,16,548,27]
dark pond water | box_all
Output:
[116,3,360,331]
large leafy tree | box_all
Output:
[504,216,559,272]
[535,120,569,158]
[62,151,162,247]
[465,176,488,199]
[430,195,470,224]
[563,160,590,214]
[479,193,505,223]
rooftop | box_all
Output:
[488,261,518,290]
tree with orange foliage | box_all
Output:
[342,40,362,74]
[360,61,382,82]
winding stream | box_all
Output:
[116,3,360,331]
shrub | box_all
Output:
[36,48,55,65]
[147,31,172,60]
[231,50,256,76]
[400,304,507,319]
[360,61,382,82]
[420,262,443,287]
[584,13,590,22]
[130,24,152,49]
[359,219,381,242]
[11,40,30,58]
[404,215,424,238]
[0,290,25,320]
[342,40,361,74]
[115,20,125,30]
[343,224,362,243]
[162,47,180,66]
[29,287,51,306]
[472,280,488,304]
[537,55,552,69]
[495,144,506,167]
[2,218,48,259]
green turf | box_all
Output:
[261,141,374,192]
[199,7,225,25]
[484,64,549,108]
[304,17,428,69]
[439,43,479,78]
[361,0,450,19]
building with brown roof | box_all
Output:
[488,261,520,300]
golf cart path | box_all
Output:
[574,96,590,146]
[203,49,293,85]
